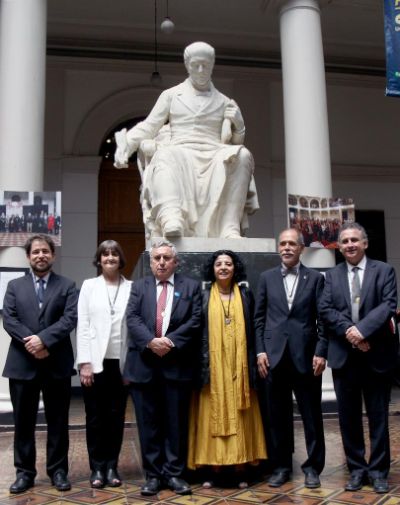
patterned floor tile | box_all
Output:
[2,392,400,505]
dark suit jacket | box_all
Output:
[254,264,327,374]
[319,258,398,372]
[198,283,257,389]
[2,272,78,380]
[123,273,202,383]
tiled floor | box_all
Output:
[1,389,400,505]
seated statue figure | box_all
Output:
[114,41,259,239]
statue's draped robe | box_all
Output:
[127,79,259,238]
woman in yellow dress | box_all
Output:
[188,250,267,488]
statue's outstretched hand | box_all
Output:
[114,128,129,168]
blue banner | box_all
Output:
[384,0,400,97]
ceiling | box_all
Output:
[47,0,386,74]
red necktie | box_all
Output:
[156,282,168,338]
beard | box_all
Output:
[31,261,53,275]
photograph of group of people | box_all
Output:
[2,222,397,497]
[288,194,355,248]
[0,191,62,247]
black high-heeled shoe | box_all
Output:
[106,468,122,487]
[90,469,105,489]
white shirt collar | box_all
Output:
[346,255,367,273]
[31,271,51,284]
[156,274,174,286]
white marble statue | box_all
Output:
[114,41,259,239]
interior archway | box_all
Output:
[98,117,146,277]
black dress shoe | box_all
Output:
[141,477,161,496]
[304,469,321,489]
[106,468,122,487]
[9,476,34,494]
[345,473,365,491]
[52,470,71,491]
[167,477,192,495]
[90,470,105,489]
[268,470,290,488]
[371,477,389,494]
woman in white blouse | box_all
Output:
[76,240,132,489]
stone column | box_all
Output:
[279,0,333,266]
[279,0,335,402]
[0,0,47,411]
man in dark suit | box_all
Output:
[2,234,78,494]
[254,228,327,488]
[124,240,201,496]
[319,222,398,494]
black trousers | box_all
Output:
[260,347,325,474]
[332,352,392,478]
[82,359,128,472]
[9,375,71,479]
[130,377,191,480]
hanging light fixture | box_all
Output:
[160,0,175,35]
[151,0,162,85]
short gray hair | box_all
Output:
[149,240,178,262]
[279,227,305,246]
[338,222,368,242]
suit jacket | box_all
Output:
[319,258,398,372]
[123,273,202,383]
[2,271,78,380]
[198,283,257,389]
[76,275,132,374]
[254,264,327,374]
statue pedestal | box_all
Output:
[134,238,279,292]
[145,237,276,253]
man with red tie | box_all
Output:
[124,240,201,496]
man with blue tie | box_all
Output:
[2,234,78,494]
[124,240,201,496]
[319,222,398,494]
[254,228,327,489]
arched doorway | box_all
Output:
[98,118,145,277]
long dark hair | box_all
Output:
[203,250,246,283]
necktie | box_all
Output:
[156,282,168,338]
[351,267,361,323]
[37,278,45,306]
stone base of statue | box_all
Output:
[132,237,278,293]
[145,237,276,253]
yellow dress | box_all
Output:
[187,284,267,468]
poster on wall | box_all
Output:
[0,191,62,247]
[384,0,400,97]
[0,267,29,312]
[288,194,355,249]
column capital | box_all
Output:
[263,0,331,15]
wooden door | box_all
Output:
[98,160,145,278]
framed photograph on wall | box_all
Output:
[0,190,62,247]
